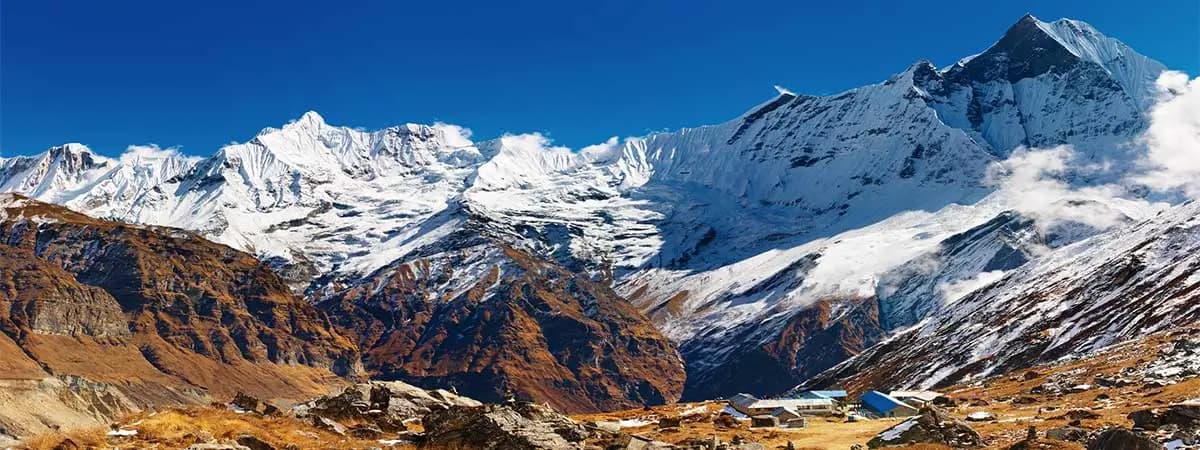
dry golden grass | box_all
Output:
[127,406,400,450]
[19,427,107,450]
[16,406,416,450]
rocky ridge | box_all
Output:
[0,194,360,437]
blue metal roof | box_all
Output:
[861,390,911,414]
[803,390,848,399]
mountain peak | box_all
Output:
[47,143,95,158]
[967,14,1082,82]
[287,111,327,130]
[965,15,1165,107]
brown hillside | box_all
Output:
[317,240,686,413]
[0,195,359,436]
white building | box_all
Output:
[889,390,943,407]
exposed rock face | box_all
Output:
[1087,428,1163,450]
[680,297,886,400]
[0,245,129,338]
[421,402,589,449]
[0,195,360,436]
[316,237,685,413]
[291,380,482,432]
[0,197,360,379]
[867,407,984,448]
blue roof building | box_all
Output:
[860,390,919,417]
[799,390,848,400]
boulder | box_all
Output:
[867,407,984,448]
[966,411,996,422]
[932,396,957,407]
[1054,409,1101,421]
[968,398,991,407]
[421,401,588,449]
[1128,402,1200,431]
[674,436,719,449]
[657,417,682,429]
[611,433,673,450]
[235,435,275,450]
[230,392,260,413]
[1087,428,1162,450]
[1045,426,1090,442]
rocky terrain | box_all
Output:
[0,194,360,438]
[315,234,686,413]
[5,308,1197,448]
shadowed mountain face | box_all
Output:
[315,230,686,413]
[0,194,361,435]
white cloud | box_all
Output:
[119,144,198,165]
[938,270,1007,304]
[432,122,475,149]
[985,145,1151,232]
[1133,71,1200,199]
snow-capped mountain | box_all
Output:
[802,199,1200,393]
[0,15,1173,400]
[127,113,488,282]
[920,15,1164,164]
[0,143,197,219]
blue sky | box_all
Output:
[2,0,1197,157]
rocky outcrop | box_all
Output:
[291,380,481,432]
[0,245,129,338]
[867,407,984,448]
[316,238,685,413]
[421,401,589,449]
[1128,402,1200,448]
[1087,428,1163,450]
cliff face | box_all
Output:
[0,245,129,338]
[0,195,360,436]
[675,297,886,400]
[317,239,685,413]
